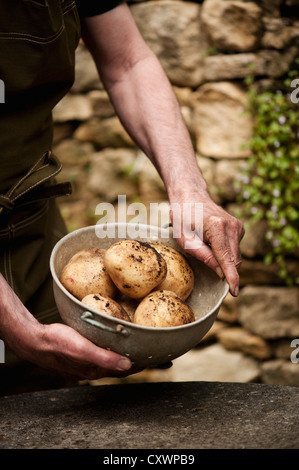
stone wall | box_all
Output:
[52,0,299,386]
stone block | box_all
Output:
[203,46,299,81]
[201,0,263,52]
[72,44,103,93]
[261,17,299,49]
[261,359,299,386]
[237,285,299,339]
[193,82,252,159]
[214,159,244,202]
[52,94,93,122]
[169,344,260,383]
[239,259,299,287]
[131,0,206,87]
[53,139,95,166]
[216,326,272,359]
[239,219,271,258]
[74,116,135,148]
[218,292,239,323]
[87,148,139,202]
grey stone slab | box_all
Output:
[0,381,298,449]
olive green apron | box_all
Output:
[0,0,80,357]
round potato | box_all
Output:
[81,294,131,322]
[149,242,194,300]
[116,294,140,323]
[134,290,195,328]
[60,248,117,301]
[104,239,167,299]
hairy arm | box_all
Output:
[81,2,244,296]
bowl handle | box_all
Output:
[80,311,130,337]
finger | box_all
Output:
[206,220,240,296]
[182,237,224,280]
[47,324,133,374]
[50,354,140,382]
[228,240,242,271]
[227,221,245,271]
[92,347,132,373]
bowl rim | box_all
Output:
[50,223,229,332]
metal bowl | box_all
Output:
[50,223,229,368]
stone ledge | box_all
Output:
[0,381,298,449]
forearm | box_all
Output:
[103,53,208,202]
[81,7,208,203]
[0,273,42,360]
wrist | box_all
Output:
[167,178,210,205]
[2,310,43,363]
[160,156,209,204]
[0,274,44,361]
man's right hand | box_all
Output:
[0,273,137,381]
[22,322,136,381]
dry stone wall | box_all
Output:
[52,0,299,386]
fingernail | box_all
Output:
[117,357,132,371]
[216,267,224,279]
[234,286,239,297]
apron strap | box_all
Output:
[0,151,72,215]
[0,195,15,212]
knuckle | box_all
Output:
[211,216,226,229]
[234,218,245,236]
[202,253,216,266]
[229,217,240,231]
[228,218,245,241]
[205,219,226,241]
[221,249,235,264]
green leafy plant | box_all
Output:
[235,69,299,285]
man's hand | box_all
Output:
[0,274,137,380]
[4,320,137,381]
[20,322,137,381]
[170,192,245,297]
